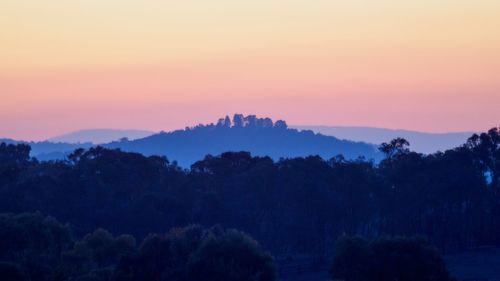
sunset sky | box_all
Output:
[1,0,499,140]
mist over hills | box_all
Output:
[293,126,474,154]
[49,129,155,144]
[0,138,91,161]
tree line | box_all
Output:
[0,212,454,281]
[0,127,499,279]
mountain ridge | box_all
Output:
[293,125,474,154]
[2,115,479,164]
[48,129,155,144]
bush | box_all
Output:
[0,212,72,281]
[0,262,29,281]
[114,225,276,281]
[330,236,455,281]
[187,227,276,281]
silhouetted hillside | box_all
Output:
[105,114,382,167]
[3,115,382,164]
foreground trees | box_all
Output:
[330,236,455,281]
[55,229,136,281]
[115,225,276,281]
[0,212,72,281]
[186,227,276,281]
[0,212,276,281]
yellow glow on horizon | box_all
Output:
[2,0,500,71]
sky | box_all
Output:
[1,0,499,141]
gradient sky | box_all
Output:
[1,0,499,140]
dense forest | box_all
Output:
[1,127,499,280]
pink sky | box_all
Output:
[1,0,499,140]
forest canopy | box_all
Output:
[0,127,499,280]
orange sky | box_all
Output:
[1,0,499,140]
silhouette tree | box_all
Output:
[466,127,500,188]
[187,227,276,281]
[379,137,410,159]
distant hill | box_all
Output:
[2,116,382,165]
[0,138,92,161]
[105,114,382,167]
[16,117,475,165]
[2,120,476,164]
[293,126,474,154]
[48,129,155,144]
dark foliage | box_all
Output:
[113,225,204,281]
[0,212,276,281]
[54,228,136,281]
[0,127,500,280]
[1,128,499,256]
[186,227,276,281]
[0,262,29,281]
[0,212,72,281]
[113,225,275,281]
[330,236,455,281]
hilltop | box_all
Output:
[105,114,381,167]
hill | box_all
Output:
[105,114,382,167]
[0,138,91,161]
[48,129,154,144]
